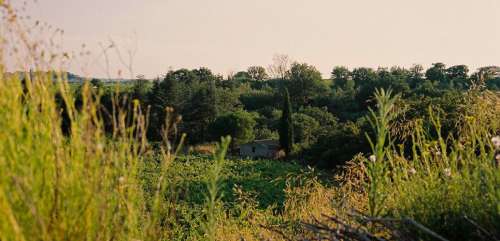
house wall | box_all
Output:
[239,144,271,158]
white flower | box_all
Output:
[492,136,500,149]
[369,155,376,163]
[118,176,126,184]
[96,143,104,151]
[409,168,417,175]
[443,168,452,177]
[495,154,500,161]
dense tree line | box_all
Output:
[72,63,500,169]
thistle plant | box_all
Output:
[365,89,399,217]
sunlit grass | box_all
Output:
[360,88,500,240]
[0,71,146,240]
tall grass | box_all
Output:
[0,70,147,240]
[0,2,179,239]
[362,88,500,240]
[203,136,230,241]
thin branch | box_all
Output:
[463,215,499,241]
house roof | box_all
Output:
[240,139,280,148]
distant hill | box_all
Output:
[5,70,137,83]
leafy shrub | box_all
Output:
[292,113,320,146]
[209,110,256,148]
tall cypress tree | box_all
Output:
[279,88,294,156]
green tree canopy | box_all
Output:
[247,66,268,81]
[425,62,447,86]
[446,65,469,89]
[286,62,327,106]
[182,81,217,143]
[209,110,256,148]
[331,66,352,90]
[299,106,338,128]
[292,113,320,146]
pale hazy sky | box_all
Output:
[20,0,500,78]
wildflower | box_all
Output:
[96,143,104,151]
[369,155,376,163]
[118,176,126,184]
[495,154,500,162]
[436,151,441,156]
[176,115,183,123]
[409,168,417,175]
[443,168,451,177]
[492,136,500,149]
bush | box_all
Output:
[255,128,279,140]
[292,113,321,146]
[306,117,371,168]
[209,110,256,148]
[240,90,279,111]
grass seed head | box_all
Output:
[492,136,500,149]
